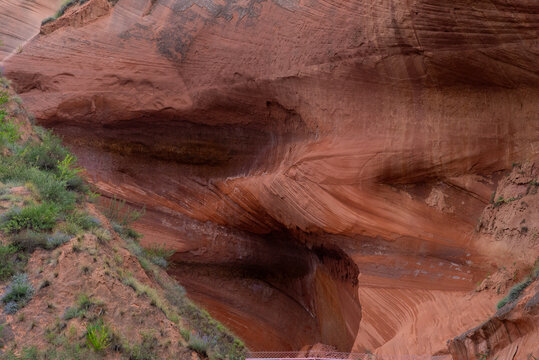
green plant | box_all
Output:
[45,232,71,249]
[180,328,191,341]
[497,278,533,309]
[86,321,111,351]
[143,244,174,268]
[128,331,158,360]
[20,130,68,171]
[1,202,58,233]
[92,227,111,243]
[77,293,94,311]
[1,274,34,314]
[0,244,18,280]
[188,334,212,356]
[63,210,98,235]
[63,306,81,320]
[56,154,82,183]
[10,230,48,251]
[25,168,76,211]
[0,77,11,89]
[62,293,102,321]
[0,90,20,147]
[103,196,145,226]
[155,266,246,359]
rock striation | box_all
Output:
[1,0,538,356]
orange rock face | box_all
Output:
[448,279,539,359]
[0,0,64,61]
[1,0,538,356]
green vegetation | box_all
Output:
[1,274,34,314]
[126,331,159,360]
[0,79,247,359]
[86,321,112,351]
[41,0,88,26]
[180,328,190,341]
[103,195,145,228]
[92,227,111,243]
[63,293,102,320]
[0,244,19,280]
[0,90,20,148]
[497,257,539,310]
[188,334,211,356]
[41,0,121,26]
[493,195,518,207]
[497,278,532,309]
[143,244,174,268]
[1,203,58,233]
[62,210,99,235]
[116,226,246,359]
[57,154,82,183]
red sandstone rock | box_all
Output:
[1,0,538,356]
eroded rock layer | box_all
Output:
[2,0,539,355]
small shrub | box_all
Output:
[103,196,145,226]
[125,227,142,239]
[493,196,505,207]
[56,154,82,183]
[532,258,539,278]
[46,232,71,249]
[86,322,111,351]
[1,274,34,314]
[62,293,100,321]
[63,306,81,320]
[54,0,79,18]
[143,245,174,268]
[0,244,18,280]
[41,16,55,25]
[77,293,93,311]
[128,331,158,360]
[64,210,97,235]
[21,131,68,171]
[10,230,48,251]
[0,203,58,233]
[0,119,20,146]
[25,169,76,212]
[180,328,190,341]
[188,334,213,356]
[0,90,20,147]
[92,227,111,243]
[497,278,533,309]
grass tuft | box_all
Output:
[86,321,111,351]
[1,274,34,314]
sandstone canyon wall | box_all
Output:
[1,0,538,357]
[0,0,64,60]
